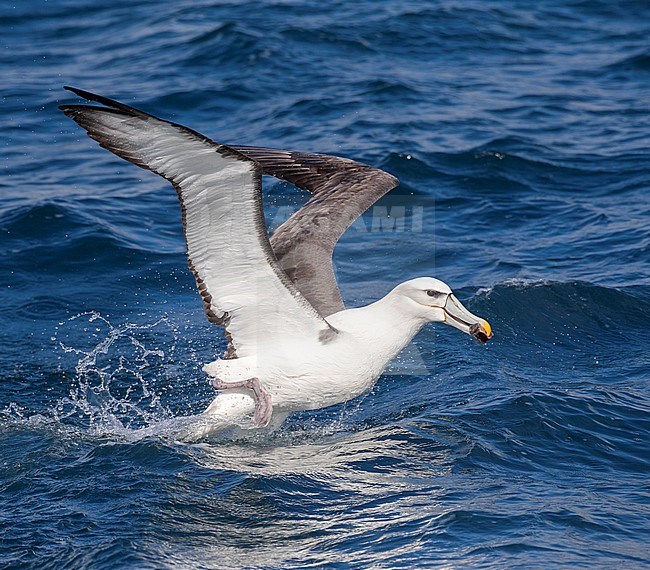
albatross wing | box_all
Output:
[230,146,399,317]
[60,87,332,357]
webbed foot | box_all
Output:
[211,376,273,428]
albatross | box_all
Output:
[60,86,492,435]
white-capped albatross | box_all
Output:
[60,86,493,435]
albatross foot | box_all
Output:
[249,379,273,427]
[211,376,273,428]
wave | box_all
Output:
[1,201,186,263]
[1,202,88,241]
[602,51,650,72]
[473,279,650,351]
[446,387,649,475]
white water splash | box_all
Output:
[50,311,205,436]
[475,278,556,299]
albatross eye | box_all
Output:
[426,290,436,297]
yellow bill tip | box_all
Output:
[482,320,492,338]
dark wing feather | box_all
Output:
[230,146,399,316]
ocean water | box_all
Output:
[1,0,649,568]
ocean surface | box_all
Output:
[1,1,649,568]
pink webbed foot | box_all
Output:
[211,376,273,428]
[248,378,273,427]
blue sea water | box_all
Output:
[1,0,649,567]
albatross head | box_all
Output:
[393,277,493,343]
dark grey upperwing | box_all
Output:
[230,146,399,317]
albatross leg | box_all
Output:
[211,377,273,427]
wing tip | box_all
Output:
[60,85,149,119]
[63,86,113,105]
[63,85,82,96]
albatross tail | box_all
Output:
[178,392,289,441]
